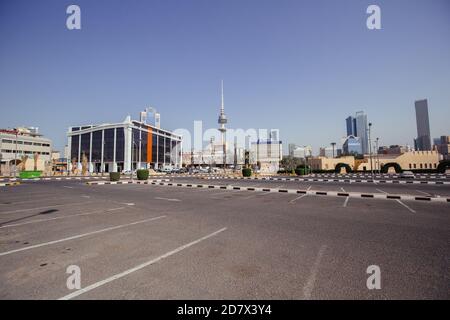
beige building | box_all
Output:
[0,127,52,176]
[309,151,440,172]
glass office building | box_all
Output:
[67,117,182,173]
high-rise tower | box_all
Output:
[414,99,431,151]
[218,80,227,167]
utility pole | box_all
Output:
[14,130,18,178]
[375,137,380,173]
[368,123,373,177]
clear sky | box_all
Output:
[1,0,449,153]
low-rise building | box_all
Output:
[251,139,282,173]
[67,115,182,173]
[0,127,52,176]
[309,151,440,173]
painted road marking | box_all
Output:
[376,188,387,194]
[0,207,126,229]
[303,245,327,300]
[154,197,181,202]
[415,190,432,197]
[289,194,308,203]
[343,197,349,207]
[395,200,416,213]
[58,227,227,300]
[0,215,166,256]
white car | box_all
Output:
[399,171,415,179]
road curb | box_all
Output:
[90,180,450,203]
[202,176,450,185]
[87,179,170,185]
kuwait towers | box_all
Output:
[218,80,228,168]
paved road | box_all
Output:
[0,180,449,299]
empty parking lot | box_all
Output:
[0,177,449,299]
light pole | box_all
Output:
[368,123,373,177]
[375,137,380,173]
[14,130,18,178]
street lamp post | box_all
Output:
[14,130,18,178]
[375,137,380,173]
[368,123,373,177]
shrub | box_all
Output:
[242,168,252,177]
[295,168,305,176]
[109,172,120,181]
[136,169,149,180]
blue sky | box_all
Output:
[0,0,449,153]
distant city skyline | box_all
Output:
[1,0,449,153]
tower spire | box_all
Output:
[221,79,224,114]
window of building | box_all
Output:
[413,164,416,169]
[116,128,125,162]
[409,163,412,169]
[420,164,423,169]
[91,130,102,163]
[104,129,115,162]
[80,133,90,161]
[71,135,79,161]
[24,141,32,145]
[2,139,13,143]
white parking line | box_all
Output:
[307,185,312,191]
[340,187,346,192]
[0,207,126,229]
[415,190,432,197]
[0,215,166,257]
[289,194,307,203]
[395,200,416,213]
[303,244,327,300]
[154,197,181,202]
[0,201,95,215]
[376,188,387,194]
[343,197,349,207]
[59,227,227,300]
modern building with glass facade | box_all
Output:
[67,116,182,173]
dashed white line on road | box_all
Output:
[289,194,308,203]
[395,200,416,213]
[0,215,166,256]
[303,244,327,300]
[154,197,181,202]
[58,227,227,300]
[63,186,74,189]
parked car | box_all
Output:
[399,171,415,179]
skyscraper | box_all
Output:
[414,99,431,151]
[355,111,368,154]
[345,112,368,154]
[345,116,357,137]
